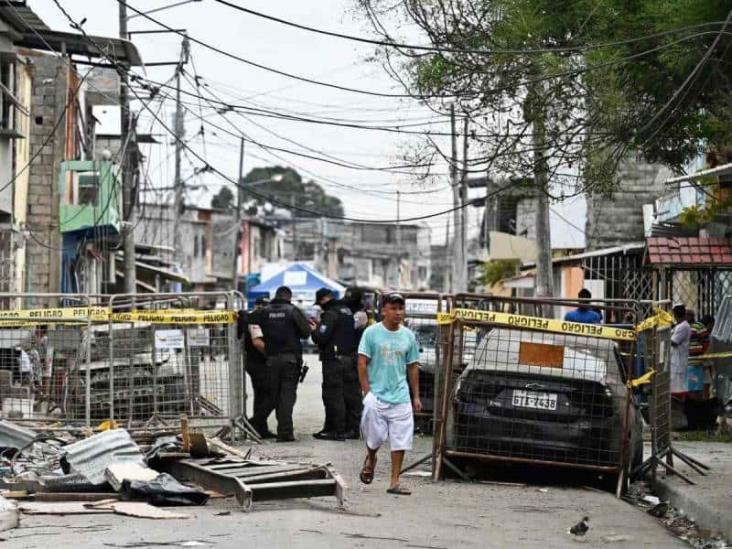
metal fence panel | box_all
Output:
[438,320,630,474]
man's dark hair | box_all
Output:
[275,286,292,300]
[702,314,715,327]
[673,304,686,319]
[578,288,592,299]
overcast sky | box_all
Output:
[30,0,585,248]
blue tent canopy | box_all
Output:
[246,263,345,309]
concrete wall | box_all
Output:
[586,158,665,251]
[24,53,69,293]
[137,204,212,285]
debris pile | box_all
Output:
[0,419,346,533]
[625,482,731,549]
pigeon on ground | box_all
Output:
[569,516,590,536]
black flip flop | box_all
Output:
[386,485,411,495]
[359,457,375,485]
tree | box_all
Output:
[211,185,235,211]
[356,0,732,295]
[242,166,345,218]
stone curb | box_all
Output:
[654,476,732,542]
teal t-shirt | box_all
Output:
[358,322,420,404]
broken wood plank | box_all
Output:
[110,502,189,520]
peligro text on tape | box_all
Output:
[0,307,237,325]
[110,310,236,324]
[439,308,636,341]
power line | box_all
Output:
[213,1,729,56]
[117,0,466,100]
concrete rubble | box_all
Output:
[0,419,347,534]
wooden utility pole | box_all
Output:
[172,37,190,270]
[231,137,245,291]
[119,3,137,293]
[461,117,469,290]
[291,194,297,260]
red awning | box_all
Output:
[646,237,732,266]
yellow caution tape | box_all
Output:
[689,351,732,362]
[0,307,237,326]
[635,309,674,333]
[111,310,236,325]
[628,369,655,388]
[437,308,636,341]
[0,306,109,322]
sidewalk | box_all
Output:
[651,441,732,541]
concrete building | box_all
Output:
[282,218,431,290]
[585,157,666,250]
[0,1,141,296]
[138,204,283,292]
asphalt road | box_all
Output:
[4,353,686,549]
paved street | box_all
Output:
[5,353,686,549]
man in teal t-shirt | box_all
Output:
[357,293,422,495]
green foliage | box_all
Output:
[243,166,344,219]
[210,186,235,211]
[358,0,732,191]
[480,259,520,287]
[678,181,731,228]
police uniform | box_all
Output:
[238,308,271,437]
[312,299,361,437]
[259,297,311,441]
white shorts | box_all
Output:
[360,392,414,451]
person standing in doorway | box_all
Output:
[259,286,311,442]
[238,296,274,439]
[564,289,602,324]
[310,288,361,441]
[358,293,422,495]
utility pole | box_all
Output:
[449,105,465,293]
[291,195,297,261]
[119,3,137,294]
[396,190,401,248]
[231,137,245,291]
[532,86,554,297]
[461,117,469,291]
[172,36,190,271]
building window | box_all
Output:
[419,266,427,280]
[77,172,100,206]
[0,57,16,132]
[65,171,100,206]
[193,235,199,257]
[201,234,207,257]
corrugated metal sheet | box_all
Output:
[0,420,36,451]
[61,429,144,485]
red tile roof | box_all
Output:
[646,237,732,266]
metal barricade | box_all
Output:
[105,292,242,431]
[634,306,711,485]
[400,292,450,434]
[433,297,643,494]
[0,293,94,425]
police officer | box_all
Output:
[259,286,311,442]
[238,296,274,439]
[310,288,361,441]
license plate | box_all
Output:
[512,389,558,411]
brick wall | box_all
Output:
[585,158,665,251]
[24,53,68,293]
